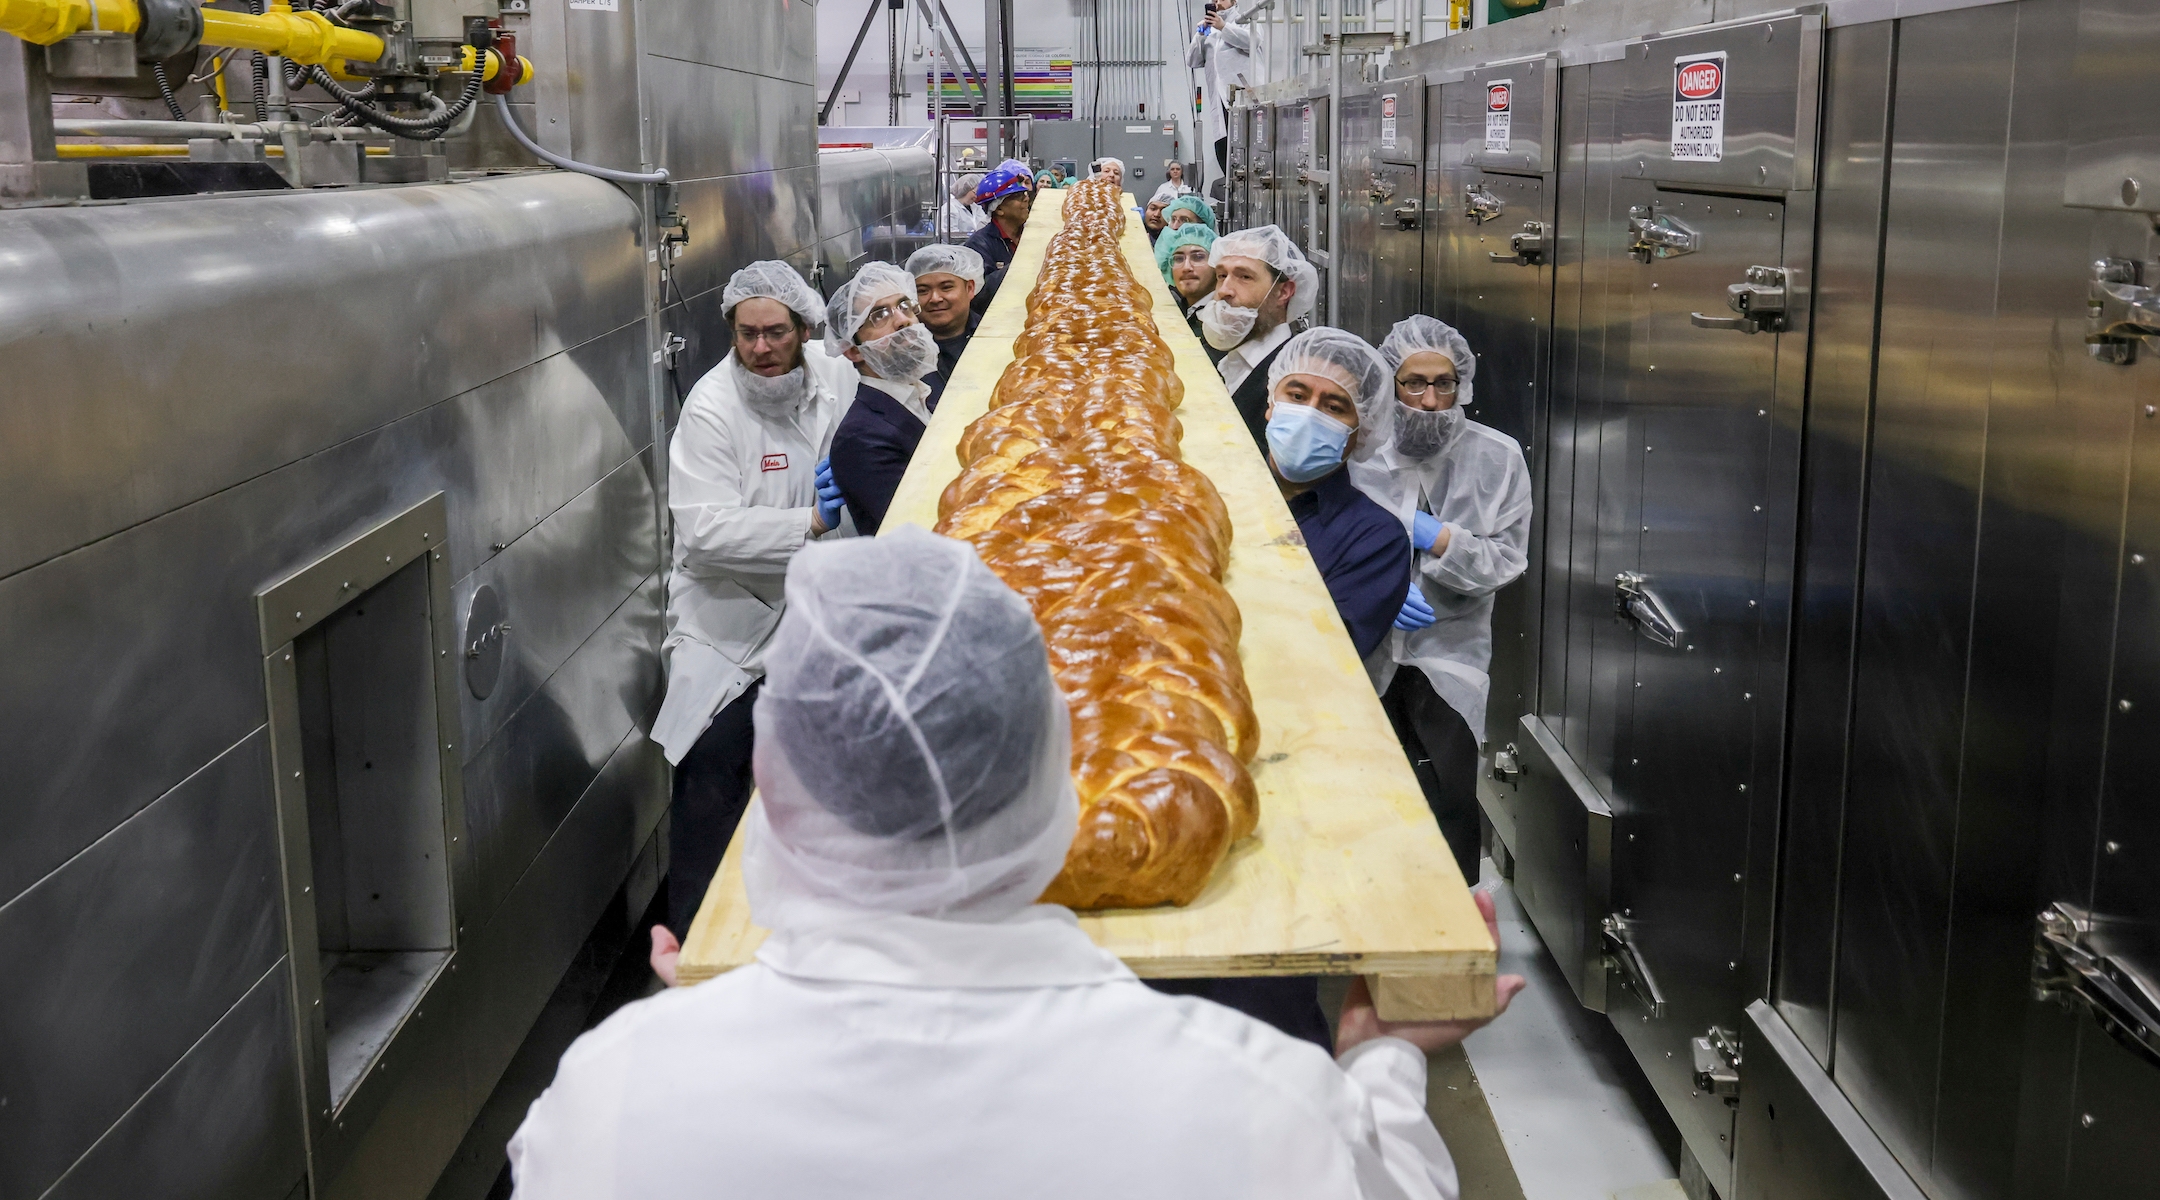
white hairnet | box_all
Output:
[950,172,982,201]
[743,527,1080,928]
[1091,156,1123,174]
[824,261,919,346]
[1266,327,1395,463]
[721,260,826,331]
[906,243,986,288]
[1379,315,1477,408]
[1208,225,1318,322]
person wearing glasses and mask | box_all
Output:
[651,261,859,939]
[825,263,944,537]
[1155,222,1221,360]
[1198,225,1317,456]
[1349,316,1531,879]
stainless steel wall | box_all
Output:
[0,0,839,1194]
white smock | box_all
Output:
[1150,179,1196,206]
[1185,15,1253,151]
[649,346,859,763]
[1351,421,1532,742]
[940,195,987,234]
[505,908,1458,1200]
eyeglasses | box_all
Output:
[862,297,920,329]
[1396,375,1460,396]
[736,324,797,347]
[1171,248,1211,266]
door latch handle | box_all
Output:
[2087,257,2160,366]
[1393,199,1422,230]
[1490,220,1547,265]
[1692,1026,1743,1100]
[1691,265,1789,334]
[1489,742,1522,783]
[1602,914,1667,1019]
[1465,183,1504,224]
[2035,901,2160,1070]
[1627,205,1698,262]
[1615,571,1683,648]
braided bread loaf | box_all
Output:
[933,179,1259,910]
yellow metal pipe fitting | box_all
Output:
[0,0,385,66]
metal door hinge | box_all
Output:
[1615,571,1683,648]
[1603,914,1667,1018]
[1490,220,1547,265]
[2086,257,2160,365]
[1691,265,1788,334]
[1466,182,1504,224]
[1490,742,1522,783]
[661,332,688,371]
[1628,205,1698,262]
[2034,901,2160,1070]
[1692,1026,1742,1101]
[1393,198,1422,230]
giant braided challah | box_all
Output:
[932,179,1259,910]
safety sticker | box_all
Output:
[1671,52,1726,162]
[1381,94,1399,150]
[760,453,789,472]
[568,0,618,9]
[1484,80,1512,153]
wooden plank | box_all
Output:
[679,191,1496,1017]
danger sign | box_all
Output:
[1671,52,1726,162]
[1484,79,1512,153]
[1381,93,1398,149]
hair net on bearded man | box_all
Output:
[742,526,1079,925]
[721,259,827,331]
[1378,314,1477,408]
[1208,224,1318,322]
[824,261,939,383]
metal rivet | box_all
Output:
[283,653,292,662]
[341,581,350,590]
[1629,833,1637,841]
[1754,505,1763,512]
[385,554,392,562]
[2145,405,2156,418]
[2124,178,2141,207]
[1625,908,1632,916]
[445,742,455,749]
[1728,961,1738,970]
[1651,282,1659,289]
[2105,840,2121,854]
[1642,525,1650,532]
[294,611,303,620]
[1733,874,1744,883]
[2082,1112,2097,1128]
[1647,446,1654,452]
[1758,409,1767,416]
[1738,784,1748,792]
[1635,681,1643,688]
[422,533,431,541]
[1631,759,1640,765]
[1744,692,1753,700]
[2121,699,2134,712]
[1647,364,1656,372]
[293,771,301,779]
[1714,667,1722,674]
[2135,554,2148,565]
[1749,600,1758,607]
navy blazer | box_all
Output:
[830,379,936,536]
[1288,468,1414,660]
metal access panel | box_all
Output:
[1249,103,1276,230]
[1338,88,1386,341]
[1277,98,1309,251]
[1493,714,1611,1011]
[1369,83,1427,338]
[1604,14,1821,1193]
[2065,0,2160,213]
[1226,105,1251,229]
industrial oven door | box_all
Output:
[1249,103,1275,231]
[1336,88,1382,340]
[1277,100,1309,261]
[1368,84,1426,339]
[1226,106,1249,230]
[1607,184,1789,1187]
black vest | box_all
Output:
[1227,341,1289,459]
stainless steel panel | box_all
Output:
[461,571,664,926]
[1731,1000,1928,1200]
[0,730,283,1200]
[1249,103,1275,231]
[1831,9,2016,1191]
[1459,55,1557,175]
[644,57,816,182]
[1494,714,1613,1011]
[1771,20,1894,1067]
[1226,105,1249,230]
[41,960,307,1200]
[642,0,817,84]
[1620,13,1822,193]
[0,174,646,580]
[2063,0,2160,213]
[567,0,644,173]
[1370,84,1426,337]
[1277,98,1309,251]
[1337,87,1382,341]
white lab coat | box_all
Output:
[506,906,1459,1200]
[941,195,987,234]
[1351,420,1532,741]
[650,346,860,763]
[1150,179,1197,206]
[1186,15,1254,150]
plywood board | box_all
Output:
[679,190,1496,1016]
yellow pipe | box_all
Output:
[57,142,396,157]
[456,45,532,86]
[0,0,385,65]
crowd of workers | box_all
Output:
[509,153,1532,1199]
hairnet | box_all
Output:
[721,260,826,332]
[1091,156,1122,174]
[1209,224,1318,322]
[1266,327,1395,463]
[949,172,982,202]
[906,243,986,288]
[1155,222,1217,292]
[1164,194,1216,232]
[742,527,1080,927]
[824,261,919,347]
[1379,314,1478,408]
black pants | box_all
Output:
[1381,667,1482,881]
[666,679,763,938]
[1147,976,1332,1052]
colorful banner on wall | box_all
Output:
[930,49,1073,119]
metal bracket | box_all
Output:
[1693,1025,1743,1101]
[1615,571,1683,648]
[1490,219,1547,265]
[1628,205,1699,262]
[1490,742,1522,783]
[1603,914,1667,1019]
[2086,257,2160,365]
[1393,198,1422,230]
[1692,265,1789,334]
[2034,900,2160,1071]
[1466,182,1504,224]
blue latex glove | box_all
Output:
[1394,580,1436,631]
[1412,510,1444,553]
[814,457,846,530]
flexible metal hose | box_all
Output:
[307,64,480,139]
[151,60,186,119]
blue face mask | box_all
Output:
[1266,401,1353,482]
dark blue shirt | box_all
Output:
[1287,467,1413,660]
[964,221,1020,316]
[830,379,938,536]
[935,308,982,381]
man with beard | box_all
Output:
[826,262,945,536]
[1197,225,1317,456]
[1349,316,1532,879]
[1154,222,1221,361]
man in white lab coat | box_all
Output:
[511,528,1524,1200]
[650,260,858,937]
[1350,317,1532,879]
[1186,0,1253,188]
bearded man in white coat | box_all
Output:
[650,260,858,938]
[1351,316,1532,880]
[510,528,1523,1200]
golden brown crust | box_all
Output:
[930,179,1258,910]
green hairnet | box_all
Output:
[1163,194,1217,233]
[1155,223,1218,293]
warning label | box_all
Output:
[1484,80,1512,153]
[1381,93,1398,150]
[1671,52,1726,162]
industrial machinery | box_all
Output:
[1312,0,2160,1194]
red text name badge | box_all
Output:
[760,453,789,472]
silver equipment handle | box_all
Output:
[2035,901,2160,1071]
[1603,915,1667,1019]
[1614,571,1683,648]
